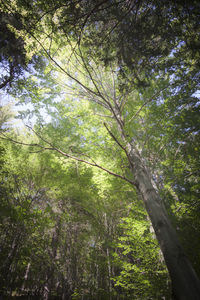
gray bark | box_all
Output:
[128,143,200,300]
[21,262,31,292]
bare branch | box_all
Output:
[94,113,114,119]
[78,46,113,107]
[29,33,104,100]
[103,122,134,170]
[103,122,126,152]
[0,133,53,151]
[111,68,116,102]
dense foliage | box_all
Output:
[0,1,199,299]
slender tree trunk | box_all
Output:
[128,143,200,300]
[21,262,31,292]
[43,284,49,300]
[104,212,112,296]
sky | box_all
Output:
[0,90,52,129]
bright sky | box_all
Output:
[0,90,52,129]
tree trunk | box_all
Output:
[128,143,200,300]
[21,262,31,292]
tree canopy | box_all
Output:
[0,1,200,299]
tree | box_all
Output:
[112,202,170,299]
[2,126,155,299]
[3,50,199,299]
[0,1,200,299]
[0,11,26,90]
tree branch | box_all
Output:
[103,122,126,152]
[103,122,134,170]
[128,86,169,123]
[0,130,136,186]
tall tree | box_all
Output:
[0,1,200,299]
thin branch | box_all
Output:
[103,122,134,170]
[128,86,169,123]
[94,113,114,119]
[0,134,53,150]
[29,149,46,153]
[0,76,13,89]
[28,28,127,133]
[0,130,136,186]
[76,46,126,132]
[78,46,112,106]
[104,123,137,172]
[103,122,126,152]
[33,33,112,111]
[0,65,14,89]
[29,32,106,101]
[26,125,54,146]
[118,87,133,112]
[50,147,136,185]
[111,68,116,102]
[77,49,113,103]
[80,90,111,110]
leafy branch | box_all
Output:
[0,127,136,186]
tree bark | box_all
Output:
[21,262,31,292]
[128,143,200,300]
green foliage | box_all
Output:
[0,0,200,298]
[112,204,170,299]
[0,135,132,299]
